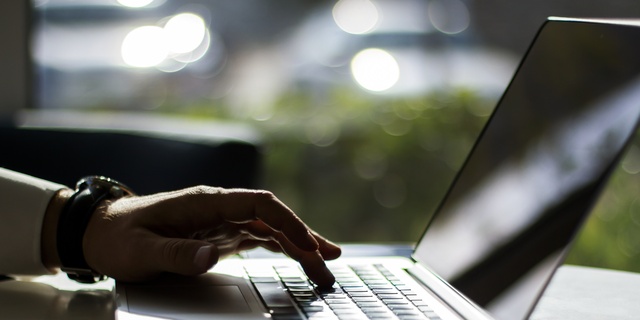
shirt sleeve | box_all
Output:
[0,167,66,275]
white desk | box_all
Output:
[529,265,640,320]
[2,255,639,319]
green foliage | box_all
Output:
[565,139,640,272]
[254,88,492,241]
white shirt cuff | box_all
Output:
[0,167,66,275]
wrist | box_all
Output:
[42,188,74,271]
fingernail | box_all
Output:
[318,267,336,289]
[194,245,212,270]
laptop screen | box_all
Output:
[413,19,640,319]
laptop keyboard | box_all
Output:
[245,263,442,320]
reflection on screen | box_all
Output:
[414,20,640,319]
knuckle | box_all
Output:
[182,185,226,199]
[187,185,215,195]
[252,190,277,203]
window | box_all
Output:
[32,0,512,243]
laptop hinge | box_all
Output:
[407,263,494,320]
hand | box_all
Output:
[77,186,341,287]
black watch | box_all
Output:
[57,176,135,283]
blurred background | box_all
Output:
[6,0,640,275]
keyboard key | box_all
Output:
[394,310,423,316]
[351,296,379,303]
[382,298,408,305]
[289,287,314,292]
[356,302,385,308]
[325,299,352,305]
[295,296,322,303]
[377,293,402,299]
[269,306,299,315]
[321,294,349,300]
[250,277,279,283]
[329,303,360,310]
[337,280,364,286]
[291,291,315,297]
[366,312,396,319]
[303,306,328,313]
[299,301,327,308]
[371,288,397,294]
[388,305,416,310]
[386,300,410,305]
[360,279,385,284]
[367,284,394,289]
[335,314,368,320]
[281,276,306,282]
[361,307,391,314]
[342,286,369,293]
[348,292,375,297]
[417,306,434,312]
[253,282,294,308]
[306,310,336,318]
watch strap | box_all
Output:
[56,176,132,283]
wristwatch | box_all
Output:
[57,176,135,283]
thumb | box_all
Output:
[152,238,219,276]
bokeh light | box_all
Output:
[305,115,341,147]
[117,0,155,8]
[622,145,640,174]
[121,12,210,69]
[121,26,168,68]
[354,148,388,180]
[428,0,470,35]
[373,175,407,209]
[164,13,207,54]
[332,0,379,34]
[351,48,400,92]
[172,29,211,63]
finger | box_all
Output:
[242,221,341,261]
[237,224,336,287]
[272,233,335,289]
[214,189,319,251]
[312,231,342,261]
[239,220,277,240]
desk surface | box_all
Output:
[529,264,640,320]
[2,247,639,319]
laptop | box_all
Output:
[115,17,640,320]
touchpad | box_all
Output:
[126,285,250,319]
